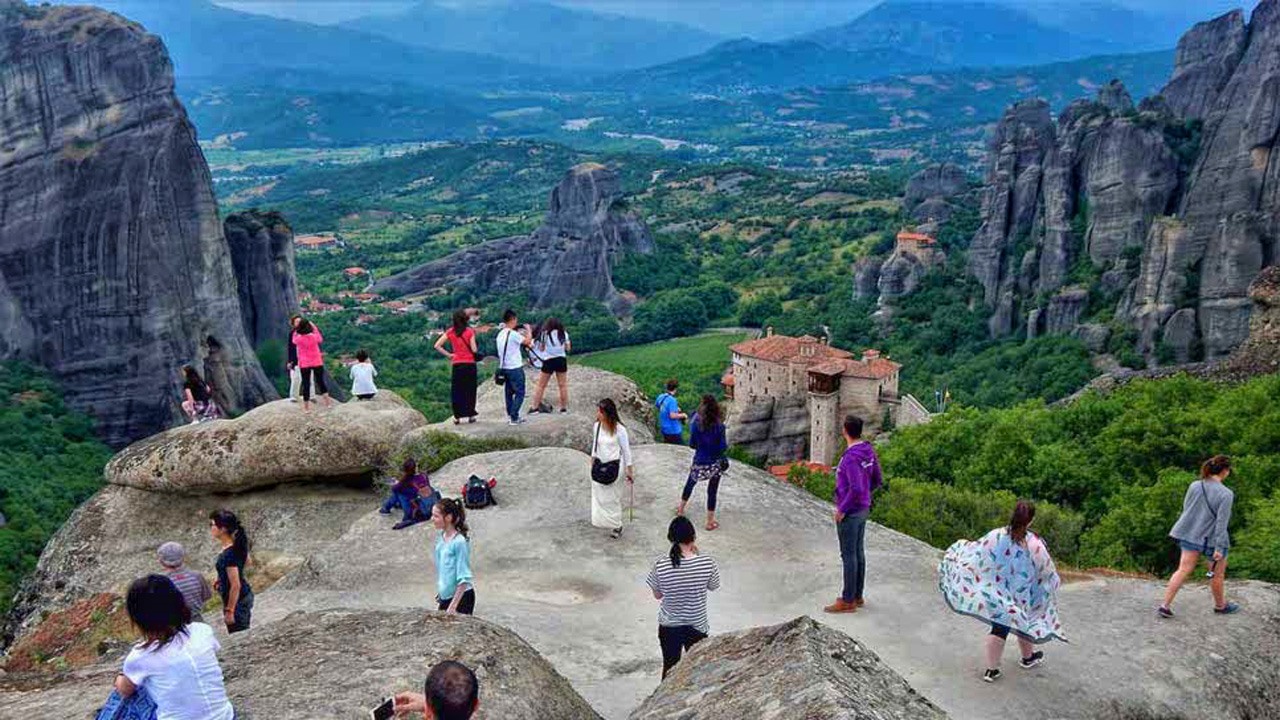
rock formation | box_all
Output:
[224,209,300,350]
[630,616,948,720]
[373,163,655,312]
[903,163,968,223]
[0,2,276,446]
[106,392,427,493]
[969,2,1280,361]
[0,610,602,720]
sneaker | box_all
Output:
[1019,651,1044,669]
[378,508,392,515]
[609,527,623,540]
[528,407,542,414]
[823,599,857,614]
[559,408,568,413]
[982,669,1002,683]
[853,597,865,608]
[507,418,527,426]
[1157,606,1175,619]
[1214,602,1241,615]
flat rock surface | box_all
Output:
[106,393,427,493]
[0,610,600,720]
[418,364,654,451]
[251,444,1278,720]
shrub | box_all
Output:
[393,431,528,475]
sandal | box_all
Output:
[706,520,720,531]
[610,527,623,540]
[453,418,460,425]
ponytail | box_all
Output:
[1201,455,1231,479]
[210,509,250,563]
[1008,500,1035,545]
[440,498,469,539]
[666,516,696,568]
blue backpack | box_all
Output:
[463,475,497,509]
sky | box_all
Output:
[216,1,1259,40]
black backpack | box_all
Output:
[463,475,497,509]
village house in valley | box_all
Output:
[724,331,930,464]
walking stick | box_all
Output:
[629,475,635,522]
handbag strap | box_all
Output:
[1199,480,1222,538]
[498,329,510,367]
[593,422,599,458]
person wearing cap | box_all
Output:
[157,542,213,623]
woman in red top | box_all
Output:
[291,318,332,412]
[434,309,479,424]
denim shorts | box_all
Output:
[1178,539,1227,558]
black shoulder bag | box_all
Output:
[590,423,621,485]
[494,330,510,386]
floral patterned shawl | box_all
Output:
[938,527,1066,644]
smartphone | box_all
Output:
[370,697,395,720]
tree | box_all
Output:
[738,291,783,328]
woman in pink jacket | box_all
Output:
[291,318,332,411]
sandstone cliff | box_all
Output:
[224,210,299,350]
[0,2,275,445]
[373,163,654,312]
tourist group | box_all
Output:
[130,308,1241,719]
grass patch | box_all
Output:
[576,332,747,401]
[394,431,528,475]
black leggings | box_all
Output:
[300,366,328,401]
[658,625,707,678]
[681,471,722,511]
[438,589,475,615]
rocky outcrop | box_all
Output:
[630,616,948,720]
[106,392,427,493]
[727,396,809,462]
[853,256,882,300]
[224,210,299,350]
[877,251,929,302]
[0,2,275,446]
[1216,265,1280,377]
[0,610,601,720]
[904,163,968,223]
[373,163,654,312]
[1159,9,1248,121]
[414,364,654,450]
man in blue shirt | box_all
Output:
[655,379,687,444]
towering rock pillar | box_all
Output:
[224,210,301,350]
[0,2,275,445]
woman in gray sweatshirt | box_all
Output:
[1158,455,1239,618]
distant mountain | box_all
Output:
[801,0,1120,69]
[66,0,552,89]
[342,0,721,71]
[602,38,938,93]
[1020,1,1187,51]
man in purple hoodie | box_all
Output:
[824,415,883,614]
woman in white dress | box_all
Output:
[589,398,634,539]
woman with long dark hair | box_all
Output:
[646,516,721,678]
[530,317,571,414]
[291,318,332,412]
[678,395,728,531]
[938,500,1065,683]
[432,498,475,615]
[112,575,234,719]
[589,398,634,539]
[209,510,254,633]
[434,309,479,424]
[1159,455,1239,618]
[180,365,221,424]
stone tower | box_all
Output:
[807,367,842,465]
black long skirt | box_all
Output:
[451,362,478,418]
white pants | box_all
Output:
[289,366,302,400]
[591,479,622,530]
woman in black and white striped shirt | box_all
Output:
[646,515,721,678]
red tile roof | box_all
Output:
[730,335,853,364]
[897,230,936,245]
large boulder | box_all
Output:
[413,364,654,451]
[0,610,601,720]
[105,392,427,494]
[629,616,948,720]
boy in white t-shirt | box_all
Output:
[350,349,378,400]
[495,309,533,424]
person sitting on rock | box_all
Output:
[655,379,687,444]
[180,365,221,425]
[529,317,571,414]
[157,541,212,624]
[432,499,475,615]
[648,515,721,678]
[938,500,1065,683]
[590,398,635,540]
[678,394,729,531]
[112,574,235,720]
[393,660,479,719]
[210,510,254,634]
[1159,455,1240,618]
[381,457,439,530]
[291,318,332,412]
[350,349,379,400]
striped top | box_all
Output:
[165,568,212,617]
[646,553,721,633]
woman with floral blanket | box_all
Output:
[938,500,1065,683]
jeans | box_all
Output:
[837,510,869,603]
[658,625,707,678]
[225,588,253,633]
[501,368,525,421]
